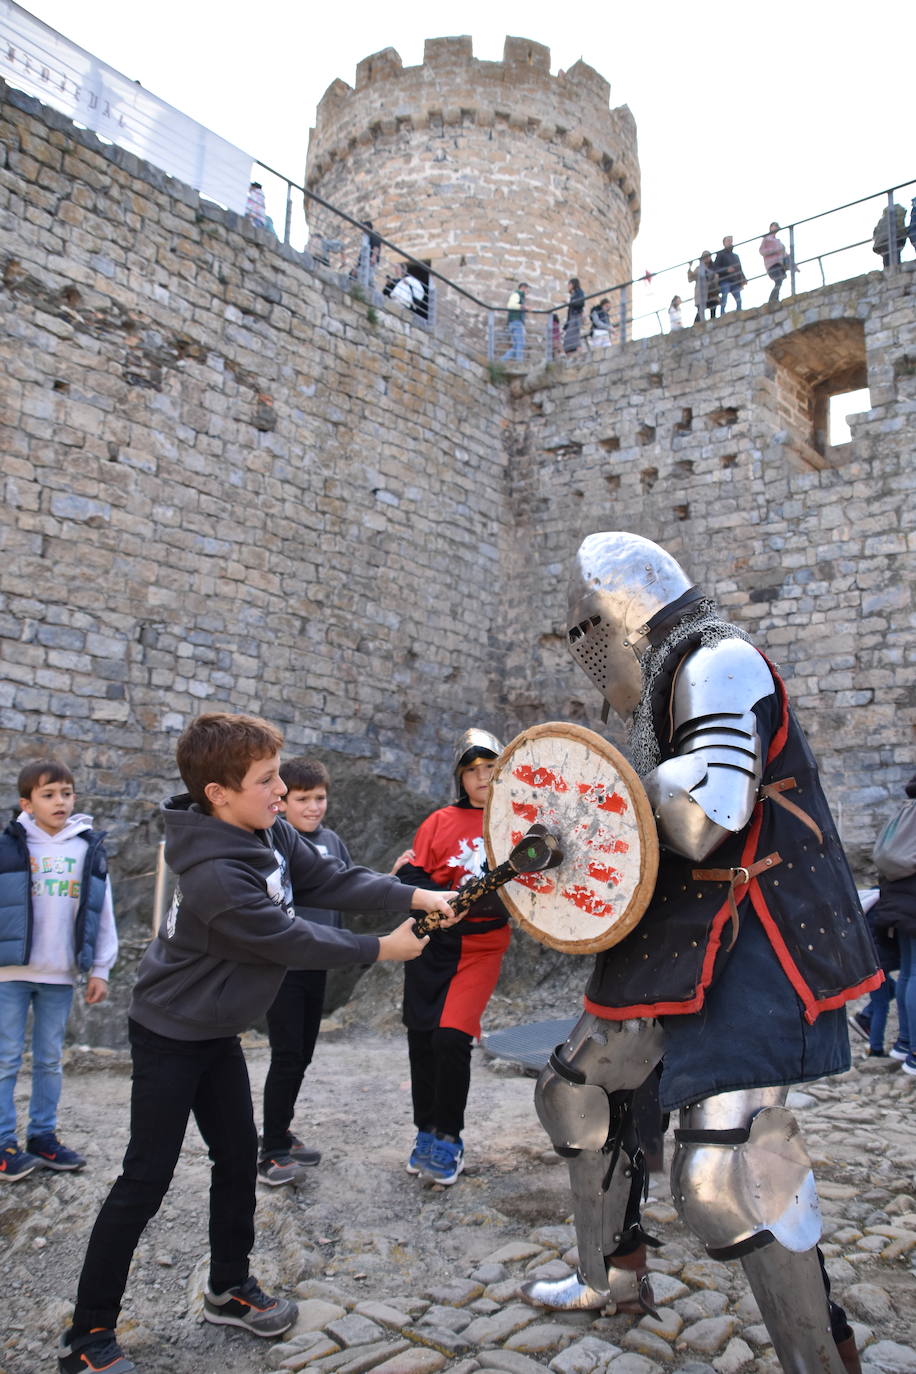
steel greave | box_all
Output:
[740,1243,846,1374]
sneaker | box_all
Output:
[420,1134,465,1186]
[0,1140,42,1181]
[257,1151,303,1187]
[902,1054,916,1078]
[27,1132,86,1171]
[847,1010,871,1042]
[58,1327,136,1373]
[406,1129,434,1175]
[889,1041,910,1062]
[860,1050,895,1070]
[203,1275,297,1337]
[288,1133,321,1166]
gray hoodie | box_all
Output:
[130,795,415,1040]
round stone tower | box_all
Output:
[305,35,640,310]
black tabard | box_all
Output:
[585,649,881,1024]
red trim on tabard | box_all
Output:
[585,662,874,1023]
[807,970,884,1017]
[760,652,790,762]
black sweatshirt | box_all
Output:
[130,795,415,1040]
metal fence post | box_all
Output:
[486,311,495,361]
[619,285,629,342]
[546,316,553,363]
[886,188,898,274]
[283,181,293,246]
[789,225,797,297]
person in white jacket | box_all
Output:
[0,759,118,1180]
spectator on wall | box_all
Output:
[714,236,746,314]
[687,251,719,322]
[759,222,790,303]
[872,203,907,267]
[563,278,585,353]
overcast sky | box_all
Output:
[14,0,916,319]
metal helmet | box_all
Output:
[567,532,701,721]
[452,727,503,802]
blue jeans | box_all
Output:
[865,974,895,1052]
[0,980,74,1142]
[719,280,742,313]
[502,319,525,361]
[896,933,916,1050]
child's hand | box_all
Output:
[390,847,415,874]
[409,889,460,922]
[85,976,109,1005]
[377,917,430,961]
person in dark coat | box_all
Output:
[870,772,916,1074]
[564,278,585,353]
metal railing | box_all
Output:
[248,163,916,366]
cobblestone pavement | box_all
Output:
[2,1020,914,1374]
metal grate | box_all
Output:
[481,1017,577,1074]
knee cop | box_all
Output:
[671,1089,822,1258]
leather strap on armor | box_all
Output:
[691,852,782,949]
[759,777,824,846]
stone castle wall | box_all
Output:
[499,274,916,856]
[306,37,640,312]
[0,79,510,896]
[1,76,914,916]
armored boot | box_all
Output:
[519,1243,657,1317]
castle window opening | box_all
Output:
[828,388,871,446]
[765,319,867,466]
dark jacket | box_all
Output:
[585,644,881,1024]
[130,797,414,1040]
[870,772,916,940]
[0,817,110,971]
[713,247,744,285]
[293,824,351,928]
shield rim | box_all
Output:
[483,720,659,954]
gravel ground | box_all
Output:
[2,974,915,1374]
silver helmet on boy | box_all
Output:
[566,531,701,721]
[452,728,503,802]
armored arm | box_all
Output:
[643,639,775,862]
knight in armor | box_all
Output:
[520,532,881,1374]
[396,729,511,1186]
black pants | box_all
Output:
[262,968,325,1152]
[73,1019,257,1333]
[407,1026,472,1138]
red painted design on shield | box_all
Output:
[587,860,621,886]
[562,885,615,919]
[512,801,539,823]
[579,823,630,856]
[515,872,556,894]
[577,782,628,814]
[514,764,569,792]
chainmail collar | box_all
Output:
[626,599,752,777]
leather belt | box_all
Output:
[760,777,824,846]
[691,852,782,950]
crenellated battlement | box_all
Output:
[305,37,640,306]
[310,36,638,205]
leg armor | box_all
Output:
[520,1013,664,1311]
[672,1087,847,1374]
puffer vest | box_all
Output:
[0,820,109,971]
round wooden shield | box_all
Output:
[484,722,659,954]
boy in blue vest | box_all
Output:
[0,759,118,1181]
